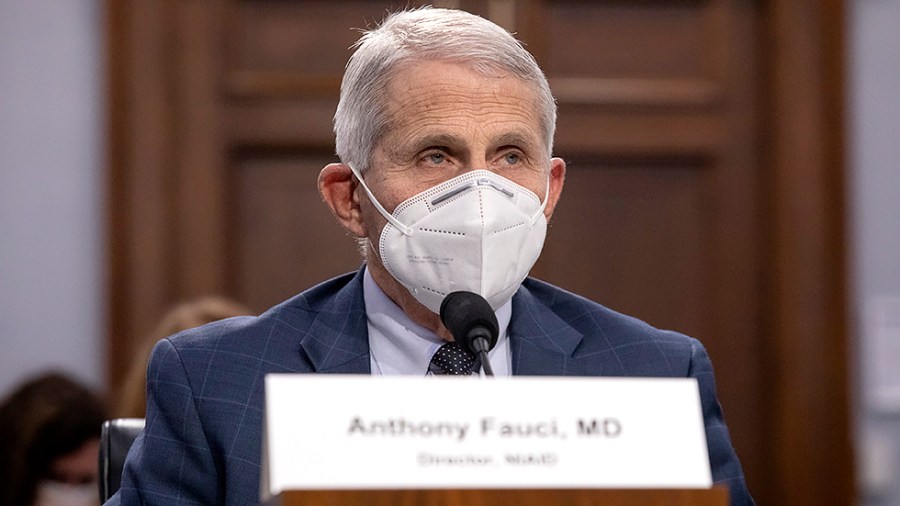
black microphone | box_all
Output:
[439,291,499,376]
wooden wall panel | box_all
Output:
[229,154,363,311]
[536,161,711,340]
[765,0,854,503]
[526,2,767,497]
[172,1,228,299]
[226,1,403,74]
[539,2,708,78]
[226,99,339,147]
[554,109,723,154]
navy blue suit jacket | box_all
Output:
[108,268,753,505]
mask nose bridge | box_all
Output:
[476,177,515,198]
[429,175,515,207]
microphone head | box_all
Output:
[439,291,499,352]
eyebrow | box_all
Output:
[409,131,541,154]
[410,133,464,152]
[493,131,540,150]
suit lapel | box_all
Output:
[509,281,587,376]
[290,271,592,376]
[295,268,371,374]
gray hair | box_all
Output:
[333,7,557,173]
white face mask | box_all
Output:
[34,480,99,506]
[350,165,549,313]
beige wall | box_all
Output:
[851,1,900,505]
[0,0,105,396]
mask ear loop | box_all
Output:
[529,173,551,226]
[348,163,415,236]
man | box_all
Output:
[108,7,753,506]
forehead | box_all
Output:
[381,60,544,146]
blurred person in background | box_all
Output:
[116,296,252,418]
[0,371,107,506]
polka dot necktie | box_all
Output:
[428,342,478,375]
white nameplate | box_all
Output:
[261,375,711,500]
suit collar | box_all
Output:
[509,279,585,375]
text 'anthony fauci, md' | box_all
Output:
[260,375,711,498]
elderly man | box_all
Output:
[108,7,753,506]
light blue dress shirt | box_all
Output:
[363,267,512,376]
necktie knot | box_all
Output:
[428,342,478,375]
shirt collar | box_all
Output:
[363,266,512,375]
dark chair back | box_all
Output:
[98,418,145,503]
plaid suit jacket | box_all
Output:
[107,267,753,505]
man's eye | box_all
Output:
[427,153,446,164]
[504,152,521,165]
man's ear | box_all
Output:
[318,163,367,237]
[542,157,567,220]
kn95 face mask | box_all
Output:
[349,164,549,313]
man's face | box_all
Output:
[356,59,560,244]
[318,58,565,328]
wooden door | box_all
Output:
[106,1,852,504]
